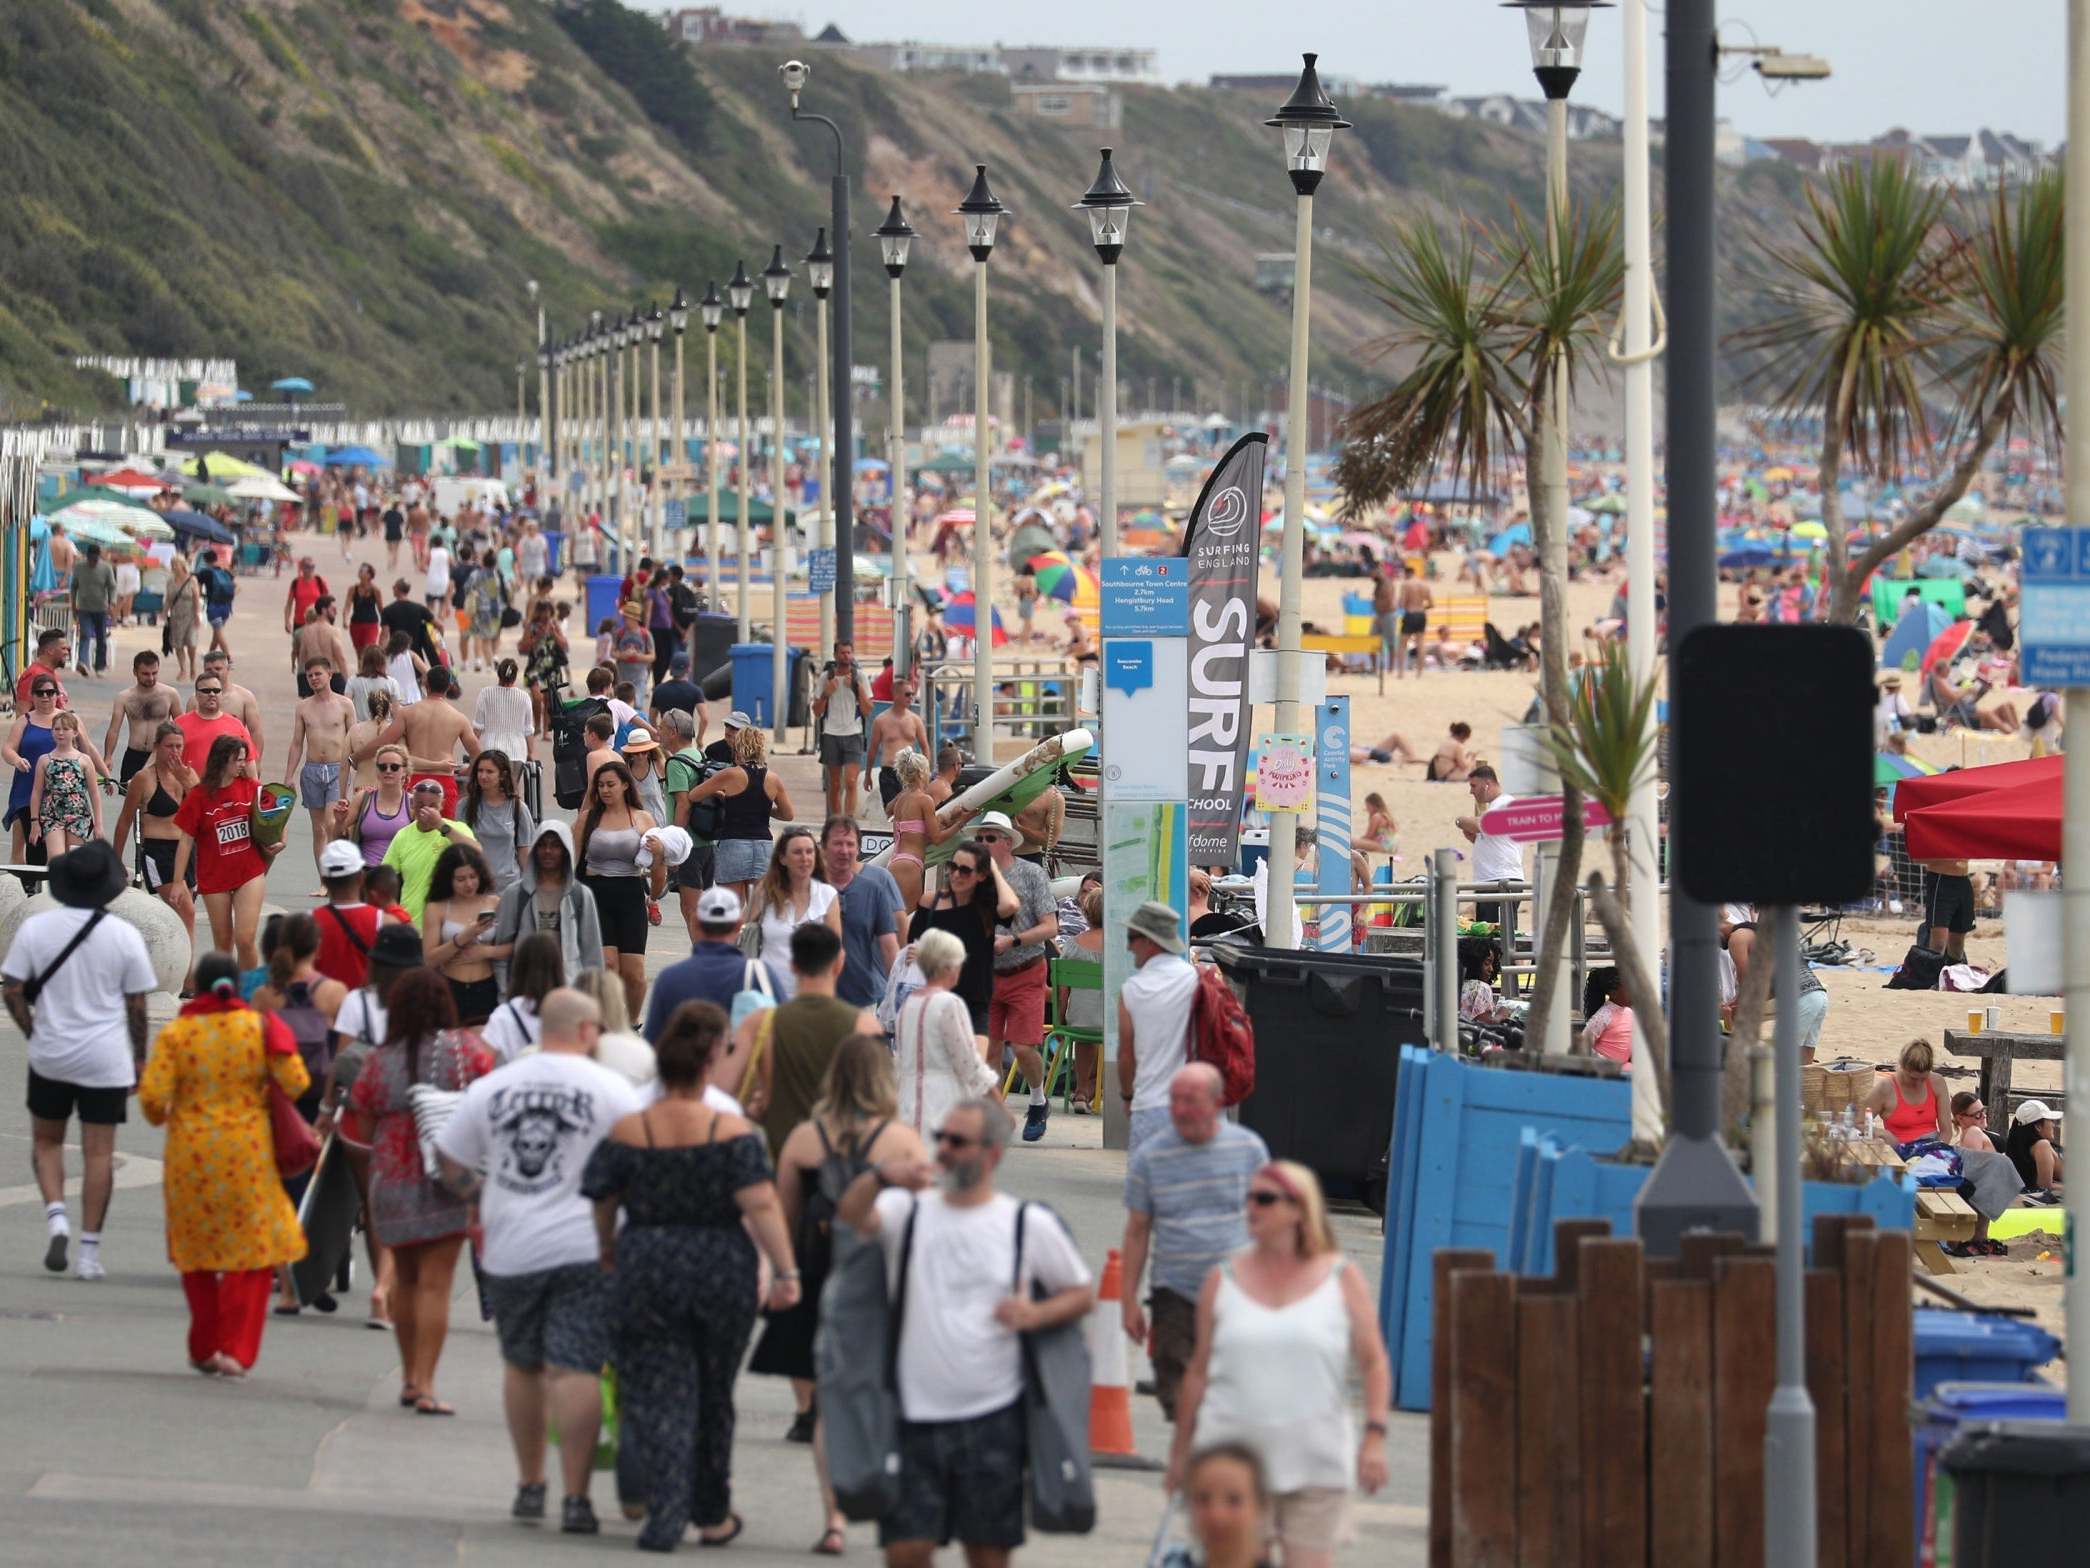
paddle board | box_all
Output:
[870,727,1093,870]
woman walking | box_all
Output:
[621,728,669,824]
[138,953,312,1377]
[473,660,535,766]
[685,723,792,902]
[337,743,413,867]
[250,912,348,1314]
[581,1001,801,1553]
[112,720,198,953]
[1167,1161,1392,1568]
[347,643,400,723]
[421,842,503,1025]
[745,827,841,1000]
[385,629,426,708]
[348,968,494,1415]
[754,1035,925,1553]
[576,761,667,1026]
[892,927,1000,1136]
[906,840,1017,1042]
[347,563,385,655]
[3,673,61,861]
[164,555,203,681]
[520,596,569,743]
[459,750,534,894]
[881,748,974,913]
[174,734,282,971]
[29,710,103,857]
[483,932,563,1062]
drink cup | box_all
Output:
[2053,1009,2066,1036]
[1967,1009,1984,1035]
[1985,1006,2003,1032]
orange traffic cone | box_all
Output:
[1089,1248,1162,1471]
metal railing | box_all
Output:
[917,657,1078,756]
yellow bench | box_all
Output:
[1425,594,1491,646]
[1301,631,1388,693]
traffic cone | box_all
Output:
[1088,1248,1162,1471]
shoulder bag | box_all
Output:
[21,910,106,1006]
[1014,1201,1097,1534]
[817,1197,916,1521]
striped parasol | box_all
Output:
[1025,551,1099,605]
[942,592,1009,646]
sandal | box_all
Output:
[1941,1240,1977,1259]
[812,1526,846,1556]
[699,1513,744,1548]
[414,1396,456,1416]
[399,1385,421,1408]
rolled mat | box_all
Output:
[250,783,296,849]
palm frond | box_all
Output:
[1935,168,2064,451]
[1546,640,1660,826]
[1499,198,1628,407]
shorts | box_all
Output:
[1273,1487,1351,1554]
[26,1067,128,1126]
[296,671,349,698]
[408,772,459,817]
[447,974,499,1025]
[350,621,383,651]
[1793,986,1829,1054]
[988,958,1047,1046]
[582,872,651,952]
[139,836,196,894]
[384,517,404,542]
[119,747,151,788]
[820,731,866,768]
[1374,611,1401,650]
[878,767,902,810]
[485,1262,612,1373]
[715,837,772,885]
[676,843,716,891]
[1923,870,1976,937]
[879,1399,1027,1550]
[1401,609,1429,636]
[207,605,232,628]
[299,761,344,809]
[1146,1288,1197,1421]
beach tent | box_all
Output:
[1892,753,2062,823]
[1873,576,1967,629]
[1903,775,2059,862]
[323,445,390,468]
[1878,601,1951,672]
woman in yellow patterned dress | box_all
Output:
[139,952,310,1378]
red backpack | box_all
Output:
[1189,960,1256,1106]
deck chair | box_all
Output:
[1482,621,1524,671]
[1002,954,1102,1110]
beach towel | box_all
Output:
[249,783,296,850]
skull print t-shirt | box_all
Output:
[436,1050,642,1276]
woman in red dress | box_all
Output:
[173,733,280,971]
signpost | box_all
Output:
[1313,696,1351,953]
[2021,526,2090,684]
[807,546,837,596]
[1481,794,1616,843]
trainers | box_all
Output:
[1022,1102,1049,1143]
[512,1482,547,1522]
[561,1496,600,1535]
[43,1234,67,1274]
[75,1255,105,1283]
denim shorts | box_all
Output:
[715,837,772,885]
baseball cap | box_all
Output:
[724,709,752,731]
[669,651,691,674]
[697,886,743,924]
[2013,1099,2062,1126]
[974,810,1015,835]
[319,841,365,878]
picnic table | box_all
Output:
[1832,1135,1978,1274]
[1942,1028,2065,1137]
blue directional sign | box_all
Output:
[663,498,687,530]
[807,546,837,594]
[2020,527,2090,686]
[1100,556,1188,637]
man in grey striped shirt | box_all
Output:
[1119,1063,1269,1420]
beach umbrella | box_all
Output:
[271,376,315,394]
[179,451,268,480]
[114,511,174,541]
[1583,493,1628,514]
[942,591,1008,646]
[1875,750,1940,786]
[1918,554,1971,580]
[1789,520,1828,540]
[181,481,237,508]
[86,467,172,496]
[228,475,303,504]
[48,515,135,550]
[1892,753,2062,822]
[854,457,890,473]
[1025,552,1099,604]
[1879,601,1951,671]
[1903,775,2060,862]
[323,444,390,468]
[1920,620,1975,673]
[161,508,238,545]
[287,459,322,476]
[1489,521,1533,554]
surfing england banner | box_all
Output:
[1180,432,1268,865]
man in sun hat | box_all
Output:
[1116,901,1199,1153]
[3,841,157,1281]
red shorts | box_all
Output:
[409,771,459,816]
[989,958,1048,1047]
[350,622,382,650]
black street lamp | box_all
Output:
[762,244,794,739]
[699,283,724,599]
[873,196,917,672]
[728,261,754,638]
[806,226,839,659]
[955,163,1008,756]
[1073,148,1141,556]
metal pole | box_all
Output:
[890,272,909,680]
[1100,262,1119,557]
[737,314,752,642]
[610,340,626,570]
[1434,847,1460,1051]
[649,335,663,560]
[772,301,789,742]
[1764,905,1817,1567]
[1266,188,1315,952]
[971,259,994,760]
[816,289,835,662]
[2064,0,2090,1425]
[706,330,721,606]
[537,307,549,481]
[832,174,856,647]
[1534,90,1572,1057]
[673,328,686,563]
[1620,0,1664,1144]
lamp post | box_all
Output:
[779,61,857,647]
[538,343,555,483]
[875,196,917,678]
[611,311,630,569]
[1263,54,1348,953]
[806,227,838,663]
[956,164,1007,762]
[516,362,526,427]
[1073,148,1140,559]
[701,283,724,607]
[647,303,665,560]
[764,244,794,741]
[589,309,605,524]
[628,306,645,556]
[730,261,755,640]
[670,287,689,564]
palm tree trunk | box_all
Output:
[1818,351,1858,621]
[1586,867,1669,1125]
[1524,362,1584,1054]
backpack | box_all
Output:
[669,750,727,840]
[801,1119,890,1276]
[277,978,335,1087]
[551,696,609,809]
[1189,960,1256,1106]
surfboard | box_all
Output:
[870,727,1094,870]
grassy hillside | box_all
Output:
[0,0,1793,427]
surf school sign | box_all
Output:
[1181,432,1268,865]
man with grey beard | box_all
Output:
[838,1098,1094,1567]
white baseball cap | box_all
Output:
[319,841,365,878]
[696,886,743,924]
[723,709,752,731]
[2013,1100,2062,1126]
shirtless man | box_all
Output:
[865,676,930,815]
[581,712,619,790]
[282,656,356,874]
[926,743,965,807]
[1011,784,1065,868]
[1394,564,1435,679]
[377,664,480,815]
[102,651,184,789]
[201,649,265,765]
[292,599,354,696]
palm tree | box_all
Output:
[1734,160,2063,623]
[1338,201,1624,1053]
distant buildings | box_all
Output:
[1743,127,2051,187]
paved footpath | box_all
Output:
[0,527,1427,1564]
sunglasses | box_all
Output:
[31,686,57,696]
[195,686,223,696]
[934,1130,979,1150]
[376,762,405,773]
[1247,1190,1291,1207]
[949,863,979,876]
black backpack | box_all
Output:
[800,1120,890,1275]
[551,696,610,810]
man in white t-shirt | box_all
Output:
[1,843,158,1282]
[437,988,641,1535]
[1116,902,1200,1154]
[837,1097,1094,1563]
[1455,763,1526,927]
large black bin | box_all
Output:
[1211,944,1426,1202]
[1941,1420,2090,1556]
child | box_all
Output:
[594,616,618,671]
[29,711,102,857]
[363,864,414,926]
[1580,966,1633,1067]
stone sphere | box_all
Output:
[2,886,192,996]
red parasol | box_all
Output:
[1891,753,2062,822]
[1901,775,2060,863]
[1920,620,1975,673]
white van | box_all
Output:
[432,476,510,517]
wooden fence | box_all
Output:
[1432,1213,1913,1567]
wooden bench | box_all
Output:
[1300,631,1386,694]
[1942,1029,2065,1138]
[1913,1189,1979,1275]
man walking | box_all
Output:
[837,1098,1094,1568]
[102,650,183,788]
[975,812,1060,1143]
[1395,561,1435,679]
[824,815,905,1010]
[642,887,782,1036]
[1,843,157,1281]
[1116,902,1200,1153]
[658,708,717,926]
[379,664,481,815]
[752,924,882,1155]
[814,640,871,819]
[381,778,478,920]
[437,988,641,1533]
[202,649,267,764]
[69,542,119,676]
[1120,1064,1267,1421]
[283,656,357,875]
[1454,764,1524,929]
[175,673,256,776]
[198,548,237,657]
[866,676,929,815]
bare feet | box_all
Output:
[211,1353,247,1379]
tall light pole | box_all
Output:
[628,305,645,557]
[589,309,605,525]
[956,164,1008,762]
[700,283,724,607]
[1073,148,1140,559]
[780,61,857,644]
[539,342,556,483]
[2066,0,2090,1429]
[647,302,665,560]
[764,244,794,741]
[807,226,838,663]
[1263,54,1348,953]
[516,362,527,427]
[730,261,755,640]
[669,286,689,563]
[875,196,917,679]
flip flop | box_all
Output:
[698,1514,744,1548]
[414,1396,456,1417]
[273,1304,302,1317]
[812,1527,846,1556]
[399,1385,421,1407]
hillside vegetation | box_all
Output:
[0,0,1792,426]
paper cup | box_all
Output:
[1984,1006,2003,1032]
